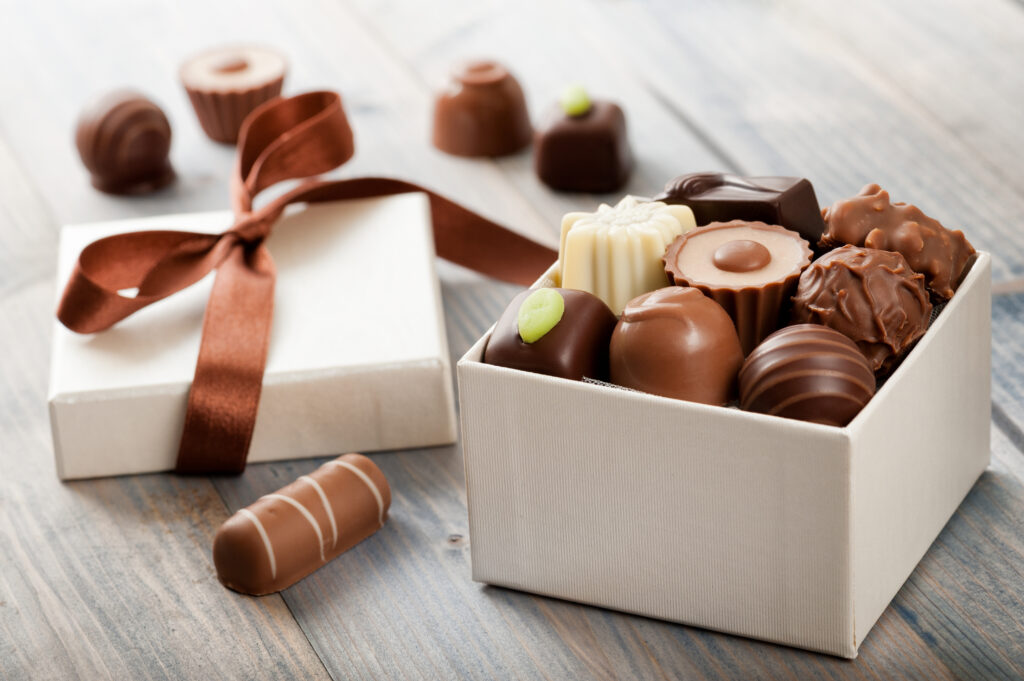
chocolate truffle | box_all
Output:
[655,173,826,246]
[609,287,743,405]
[739,324,876,427]
[75,90,175,195]
[213,453,389,596]
[664,220,812,354]
[792,246,932,373]
[483,287,617,381]
[534,86,633,193]
[560,196,696,314]
[820,183,975,301]
[180,45,287,144]
[432,60,532,157]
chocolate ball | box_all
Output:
[739,324,876,426]
[75,90,174,195]
[432,60,532,157]
[610,286,743,405]
[791,246,932,374]
[483,288,618,381]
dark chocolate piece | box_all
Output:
[821,183,975,301]
[663,221,812,354]
[791,246,932,373]
[483,288,617,381]
[609,286,743,405]
[75,90,174,195]
[739,324,876,427]
[654,173,826,245]
[432,60,532,157]
[213,453,390,596]
[534,89,632,193]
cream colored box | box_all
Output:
[457,253,991,658]
[49,194,456,480]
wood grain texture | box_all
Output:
[0,0,1023,678]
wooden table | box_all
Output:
[2,0,1023,678]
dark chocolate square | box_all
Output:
[534,101,633,194]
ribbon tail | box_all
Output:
[175,243,276,474]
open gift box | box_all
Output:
[457,252,991,658]
[49,194,457,479]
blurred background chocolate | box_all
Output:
[75,90,175,195]
[792,246,932,373]
[655,173,826,246]
[180,45,287,144]
[609,286,743,405]
[739,324,876,427]
[432,59,532,157]
[821,183,975,301]
[664,220,812,354]
[534,85,632,193]
[484,288,617,381]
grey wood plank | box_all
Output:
[0,137,329,680]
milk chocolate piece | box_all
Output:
[792,246,932,373]
[664,220,812,354]
[560,196,696,314]
[213,453,390,595]
[534,88,632,193]
[609,287,743,405]
[739,324,876,426]
[484,288,617,381]
[655,173,826,245]
[180,45,287,144]
[75,90,174,195]
[821,183,975,301]
[432,60,532,157]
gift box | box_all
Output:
[457,252,991,658]
[49,193,456,479]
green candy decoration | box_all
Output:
[517,288,565,343]
[559,85,591,117]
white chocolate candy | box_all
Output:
[559,196,695,314]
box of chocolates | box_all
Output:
[457,176,991,658]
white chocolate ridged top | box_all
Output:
[180,46,287,92]
[673,224,809,288]
[559,196,696,314]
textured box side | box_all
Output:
[849,253,992,649]
[458,356,856,657]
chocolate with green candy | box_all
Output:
[483,288,617,381]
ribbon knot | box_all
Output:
[58,91,557,474]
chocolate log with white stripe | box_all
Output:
[213,453,391,595]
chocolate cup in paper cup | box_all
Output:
[181,46,287,144]
[664,220,812,355]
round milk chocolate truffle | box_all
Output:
[609,286,743,405]
[664,220,812,354]
[432,60,532,157]
[739,324,876,426]
[75,90,174,195]
[792,246,932,374]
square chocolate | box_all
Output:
[534,100,633,193]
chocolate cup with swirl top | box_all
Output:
[75,90,175,195]
[739,324,876,427]
[432,60,532,157]
[663,220,812,355]
[791,245,932,374]
[609,286,743,405]
[820,183,974,301]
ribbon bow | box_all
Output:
[58,91,557,474]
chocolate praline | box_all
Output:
[75,90,175,195]
[739,324,876,427]
[609,286,743,405]
[791,246,932,374]
[484,288,617,381]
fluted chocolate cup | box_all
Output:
[180,46,287,144]
[432,60,532,157]
[663,220,812,355]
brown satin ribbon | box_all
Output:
[57,91,557,474]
